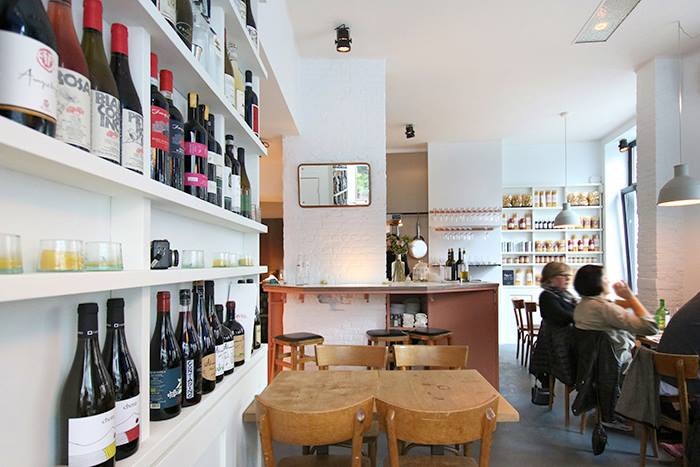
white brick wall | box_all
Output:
[281,59,387,342]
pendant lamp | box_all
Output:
[555,112,579,228]
[657,22,700,207]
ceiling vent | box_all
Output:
[573,0,641,44]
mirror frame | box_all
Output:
[297,162,372,208]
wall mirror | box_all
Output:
[298,163,371,207]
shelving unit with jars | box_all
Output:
[500,184,604,287]
[0,0,270,465]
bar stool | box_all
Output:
[408,327,452,345]
[271,332,324,378]
[366,329,410,369]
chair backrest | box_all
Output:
[525,301,538,335]
[512,299,525,328]
[377,395,499,467]
[256,395,373,467]
[393,345,469,370]
[653,351,699,434]
[315,344,389,370]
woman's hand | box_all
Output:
[613,281,634,300]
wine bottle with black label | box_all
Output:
[200,104,217,205]
[150,53,170,185]
[205,280,225,382]
[216,304,235,375]
[160,70,185,191]
[175,289,202,407]
[59,303,116,466]
[184,92,208,200]
[82,0,121,164]
[193,281,217,393]
[150,291,182,421]
[102,298,140,460]
[225,300,246,367]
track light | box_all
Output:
[335,24,351,53]
[618,139,629,152]
[405,124,415,139]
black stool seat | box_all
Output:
[408,327,450,336]
[366,329,408,338]
[275,332,323,343]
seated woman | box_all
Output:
[530,262,578,390]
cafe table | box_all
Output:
[638,331,663,349]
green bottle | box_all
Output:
[655,299,667,330]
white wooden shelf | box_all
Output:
[221,0,268,79]
[0,266,267,303]
[121,345,267,467]
[0,119,268,234]
[102,0,266,155]
[502,206,602,210]
[501,229,533,233]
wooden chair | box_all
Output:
[639,352,699,467]
[377,395,499,467]
[548,374,575,428]
[407,327,453,345]
[393,345,469,370]
[523,302,540,368]
[511,299,530,365]
[367,329,410,369]
[272,332,324,378]
[256,395,373,467]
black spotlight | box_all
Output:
[335,24,351,53]
[618,138,629,152]
[405,124,415,139]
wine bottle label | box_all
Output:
[151,105,169,151]
[255,325,261,346]
[252,103,259,136]
[184,141,208,158]
[114,394,140,447]
[234,335,244,363]
[184,172,208,188]
[184,358,196,400]
[215,344,225,376]
[169,119,185,164]
[202,353,216,382]
[0,31,58,122]
[158,0,177,25]
[149,367,181,409]
[224,341,235,371]
[68,408,116,465]
[56,67,91,150]
[121,109,144,173]
[176,22,193,46]
[91,90,121,163]
[224,75,235,108]
[208,179,217,195]
[223,165,232,210]
[236,89,245,116]
[231,174,241,212]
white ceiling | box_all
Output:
[286,0,700,149]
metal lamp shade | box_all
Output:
[554,203,579,228]
[657,163,700,207]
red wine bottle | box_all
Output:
[110,24,144,174]
[253,305,262,350]
[175,289,202,407]
[238,146,252,218]
[200,104,217,205]
[184,92,208,200]
[205,281,225,382]
[82,0,121,164]
[0,0,58,136]
[216,304,235,375]
[225,301,246,367]
[160,70,185,191]
[193,281,216,393]
[47,0,90,150]
[102,298,140,460]
[244,70,259,136]
[149,291,182,421]
[59,303,116,466]
[150,53,170,185]
[244,0,257,48]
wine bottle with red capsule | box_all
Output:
[159,69,185,191]
[184,92,208,200]
[150,53,170,185]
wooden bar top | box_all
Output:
[263,281,499,295]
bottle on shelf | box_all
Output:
[160,69,185,191]
[455,248,463,281]
[149,291,182,421]
[110,24,144,174]
[208,114,224,207]
[245,0,258,48]
[193,281,217,393]
[238,146,252,218]
[150,53,171,185]
[226,135,242,213]
[199,104,217,205]
[253,305,261,350]
[59,303,116,466]
[184,92,208,200]
[225,301,246,367]
[155,0,177,32]
[175,289,202,407]
[102,298,140,460]
[0,0,58,136]
[244,70,259,136]
[229,43,246,116]
[215,304,235,376]
[655,299,667,331]
[224,32,236,108]
[191,0,209,65]
[444,248,454,281]
[82,0,121,164]
[204,280,225,382]
[47,0,90,150]
[176,0,193,49]
[236,0,246,22]
[208,25,224,88]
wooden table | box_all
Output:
[638,331,663,349]
[248,370,519,423]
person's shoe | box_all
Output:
[660,442,684,459]
[601,419,633,432]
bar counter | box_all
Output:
[263,281,500,387]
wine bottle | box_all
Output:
[110,24,144,174]
[149,291,182,421]
[47,0,90,150]
[150,53,170,185]
[208,25,224,87]
[225,301,245,367]
[225,135,241,213]
[244,70,259,136]
[184,92,208,200]
[205,281,225,382]
[193,281,216,393]
[156,0,176,32]
[253,305,261,350]
[102,298,140,460]
[238,146,252,218]
[208,114,224,207]
[176,0,193,49]
[229,43,245,116]
[82,0,121,164]
[160,69,185,191]
[191,0,208,65]
[244,0,257,48]
[200,105,217,205]
[59,303,116,466]
[224,33,235,108]
[0,0,58,136]
[175,289,202,407]
[216,304,235,376]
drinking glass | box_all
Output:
[212,252,228,268]
[38,239,83,272]
[0,233,22,274]
[181,250,205,269]
[84,242,123,271]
